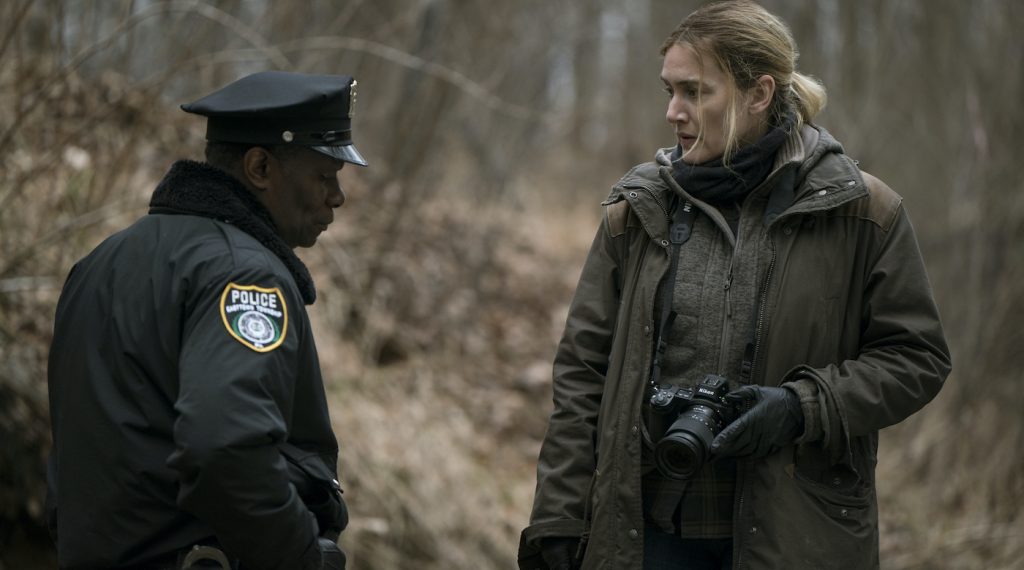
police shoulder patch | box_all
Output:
[219,282,288,352]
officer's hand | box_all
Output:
[539,536,580,570]
[319,537,346,570]
[711,385,803,458]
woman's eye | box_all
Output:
[663,85,673,96]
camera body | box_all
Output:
[648,374,739,480]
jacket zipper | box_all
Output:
[733,235,773,570]
[612,182,670,219]
[636,183,671,221]
[749,233,776,378]
[733,464,747,570]
[718,268,734,374]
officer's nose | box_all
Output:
[329,185,345,208]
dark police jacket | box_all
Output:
[46,160,346,569]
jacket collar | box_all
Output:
[148,160,317,305]
[787,126,868,215]
[605,124,868,239]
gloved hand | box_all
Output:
[711,385,804,458]
[539,536,580,570]
[319,537,346,570]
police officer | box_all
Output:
[46,71,366,569]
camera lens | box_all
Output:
[654,404,724,480]
[655,432,704,480]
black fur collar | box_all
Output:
[148,160,316,305]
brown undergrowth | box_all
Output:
[2,6,1023,569]
[2,75,1021,566]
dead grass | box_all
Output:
[302,180,593,569]
[877,378,1024,570]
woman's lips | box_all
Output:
[678,134,696,148]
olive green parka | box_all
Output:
[520,125,951,569]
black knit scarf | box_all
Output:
[672,113,796,204]
[148,160,317,305]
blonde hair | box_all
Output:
[661,0,826,161]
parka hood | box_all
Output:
[625,124,847,197]
[605,125,866,238]
[650,123,842,181]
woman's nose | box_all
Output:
[666,97,688,124]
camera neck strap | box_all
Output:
[649,196,697,388]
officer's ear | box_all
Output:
[240,146,278,192]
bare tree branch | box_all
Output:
[0,198,134,280]
[275,36,551,122]
[0,0,33,64]
[0,0,291,156]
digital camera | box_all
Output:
[647,374,739,480]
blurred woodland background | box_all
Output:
[1,1,1021,568]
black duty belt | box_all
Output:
[128,544,237,570]
[180,545,234,569]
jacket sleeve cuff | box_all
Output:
[518,519,586,568]
[783,378,824,445]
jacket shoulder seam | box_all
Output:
[605,200,631,237]
[827,171,902,231]
[862,171,902,232]
[188,220,293,295]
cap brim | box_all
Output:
[312,144,368,167]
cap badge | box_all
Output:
[348,80,358,118]
[281,130,294,143]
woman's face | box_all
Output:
[661,42,766,165]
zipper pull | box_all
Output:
[724,272,733,318]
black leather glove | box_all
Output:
[307,487,347,542]
[711,385,804,458]
[319,537,346,570]
[539,536,580,570]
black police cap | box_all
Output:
[181,71,367,166]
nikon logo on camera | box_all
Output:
[647,374,736,480]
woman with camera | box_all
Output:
[518,2,950,569]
